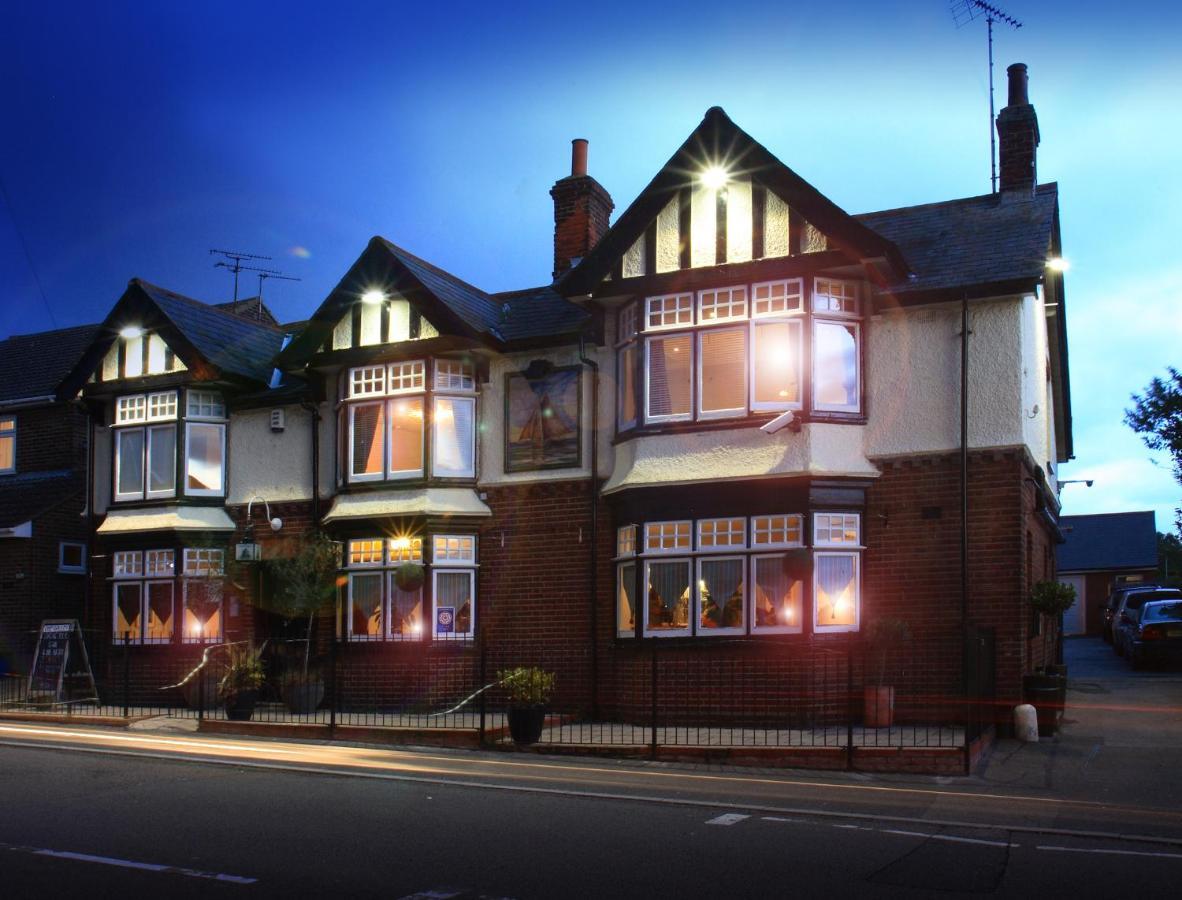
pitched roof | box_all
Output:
[212,296,280,328]
[856,184,1058,297]
[377,239,505,339]
[0,324,100,404]
[1057,511,1159,573]
[491,286,591,342]
[0,470,84,528]
[558,106,910,295]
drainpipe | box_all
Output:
[301,400,321,525]
[84,405,96,640]
[960,294,970,688]
[579,333,600,719]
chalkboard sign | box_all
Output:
[27,619,97,705]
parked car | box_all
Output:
[1102,583,1161,644]
[1113,589,1182,657]
[1122,600,1182,670]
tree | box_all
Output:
[1159,531,1182,588]
[262,531,340,676]
[1125,367,1182,531]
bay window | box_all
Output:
[111,549,175,644]
[623,276,861,432]
[341,359,475,483]
[812,513,861,633]
[112,389,226,501]
[616,525,638,638]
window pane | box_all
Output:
[699,328,746,415]
[698,286,747,322]
[148,425,176,494]
[618,344,637,429]
[113,550,143,577]
[646,335,691,419]
[617,562,636,637]
[644,521,691,553]
[698,557,744,632]
[433,396,475,477]
[146,582,174,642]
[350,573,384,639]
[814,322,859,412]
[183,548,224,576]
[60,543,85,570]
[186,390,225,419]
[116,429,144,497]
[186,423,224,493]
[753,321,801,407]
[145,549,175,577]
[123,335,143,377]
[184,580,223,642]
[0,433,12,471]
[348,539,385,566]
[114,583,142,641]
[815,554,857,627]
[433,534,475,563]
[646,561,690,632]
[698,517,745,550]
[752,279,803,317]
[351,402,385,478]
[616,525,636,557]
[434,360,474,391]
[387,396,424,476]
[389,579,424,639]
[434,571,473,637]
[752,556,802,632]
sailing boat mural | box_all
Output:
[505,365,581,471]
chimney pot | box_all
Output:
[1006,63,1029,107]
[571,139,588,177]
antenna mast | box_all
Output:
[252,269,301,322]
[209,248,273,305]
[951,1,1023,193]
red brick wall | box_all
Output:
[550,176,613,278]
[7,404,88,476]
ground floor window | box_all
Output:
[110,547,225,645]
[616,512,859,638]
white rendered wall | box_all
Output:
[227,406,314,504]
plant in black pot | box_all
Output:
[498,666,556,746]
[1030,580,1076,672]
[862,618,912,728]
[219,642,266,721]
[1025,580,1076,736]
[263,531,339,714]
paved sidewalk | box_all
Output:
[977,636,1182,810]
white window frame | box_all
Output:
[696,326,748,420]
[116,395,147,425]
[750,318,804,412]
[143,580,175,645]
[697,285,748,324]
[617,342,638,432]
[145,549,175,577]
[813,512,862,548]
[58,541,86,574]
[433,360,475,393]
[616,525,637,558]
[185,389,226,421]
[347,400,386,483]
[813,550,860,634]
[182,577,224,644]
[113,427,148,502]
[643,521,692,555]
[696,517,746,552]
[183,421,226,497]
[750,514,804,549]
[182,547,225,577]
[751,279,804,318]
[811,319,862,415]
[345,570,386,641]
[430,395,476,479]
[347,538,386,567]
[616,560,637,638]
[146,424,177,500]
[750,553,804,635]
[147,391,179,422]
[616,303,639,346]
[431,568,476,639]
[386,396,425,480]
[695,555,746,637]
[0,416,13,474]
[112,550,144,578]
[386,570,425,640]
[349,365,387,399]
[644,293,694,332]
[644,333,693,423]
[642,558,692,638]
[433,534,476,564]
[812,277,860,317]
[388,360,426,394]
[113,581,143,644]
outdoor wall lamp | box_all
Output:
[245,495,283,533]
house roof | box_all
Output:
[856,184,1059,298]
[0,470,84,529]
[1057,511,1158,573]
[0,324,100,404]
[212,296,280,328]
[492,285,591,342]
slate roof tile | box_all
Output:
[0,324,100,403]
[1057,511,1158,572]
[0,470,84,528]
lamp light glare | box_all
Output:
[361,289,386,305]
[701,166,729,190]
[120,325,144,339]
[1046,257,1069,273]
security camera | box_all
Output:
[760,410,800,435]
[1085,480,1094,488]
[270,517,283,532]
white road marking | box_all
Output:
[1037,845,1182,860]
[706,813,749,826]
[0,841,256,884]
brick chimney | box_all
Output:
[550,139,613,280]
[996,63,1041,198]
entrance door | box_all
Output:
[1060,575,1086,635]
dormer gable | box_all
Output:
[327,289,442,352]
[557,107,910,296]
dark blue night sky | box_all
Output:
[1,1,1179,521]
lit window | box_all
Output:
[185,422,225,496]
[58,542,87,574]
[183,578,223,643]
[814,513,861,547]
[813,321,860,414]
[813,278,859,316]
[112,548,176,645]
[387,536,423,564]
[0,417,13,474]
[343,534,430,641]
[751,320,802,410]
[433,534,475,563]
[388,397,424,478]
[350,365,387,398]
[751,514,803,548]
[349,402,385,481]
[183,548,225,577]
[113,550,144,578]
[433,360,475,392]
[645,293,693,330]
[814,552,859,632]
[697,556,745,634]
[644,559,691,636]
[617,562,637,638]
[347,572,385,640]
[697,328,746,418]
[698,286,747,323]
[617,343,638,431]
[751,555,803,634]
[644,521,691,554]
[697,518,745,550]
[186,390,225,420]
[645,334,692,421]
[751,279,803,317]
[388,360,426,393]
[616,525,637,558]
[348,539,385,567]
[145,549,175,576]
[432,396,475,478]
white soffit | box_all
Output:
[323,488,492,522]
[97,506,237,534]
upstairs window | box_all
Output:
[0,417,14,474]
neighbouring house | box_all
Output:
[21,61,1071,734]
[0,324,98,672]
[1057,511,1158,637]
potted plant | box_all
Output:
[219,642,266,721]
[498,666,556,746]
[1025,580,1076,735]
[863,618,912,728]
[262,531,339,714]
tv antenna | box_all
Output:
[252,270,301,321]
[951,1,1023,193]
[209,248,272,302]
